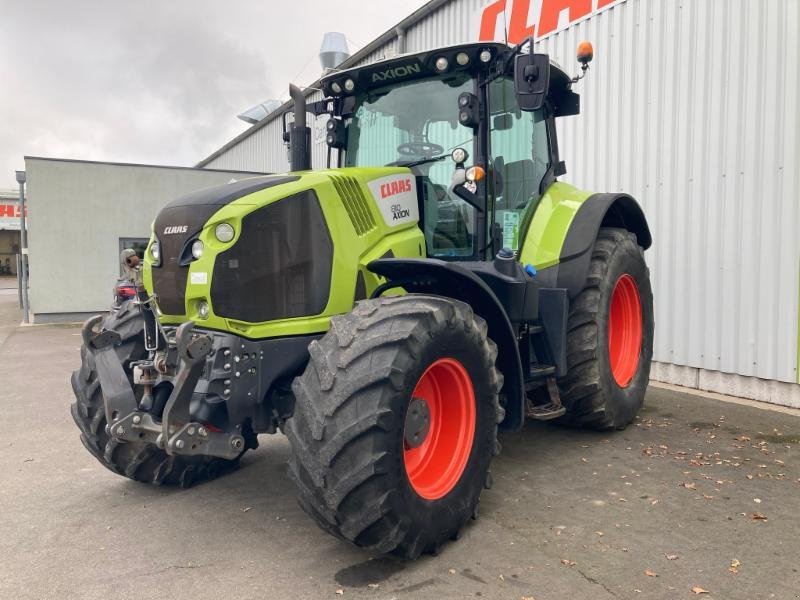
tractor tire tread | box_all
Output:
[557,228,654,430]
[286,294,501,558]
[70,302,241,487]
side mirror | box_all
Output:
[514,52,550,111]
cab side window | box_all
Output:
[489,77,550,251]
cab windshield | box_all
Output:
[344,75,479,258]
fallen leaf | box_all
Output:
[729,559,741,574]
[746,475,754,480]
[448,569,456,575]
[242,507,252,513]
[664,553,679,561]
[561,559,576,567]
[681,482,697,490]
[751,512,768,521]
[594,531,604,536]
[691,586,710,594]
[651,499,660,506]
[335,590,344,596]
[753,498,762,504]
[367,583,380,589]
[522,597,536,600]
[645,569,658,577]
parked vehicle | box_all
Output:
[72,39,653,558]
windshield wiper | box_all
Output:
[392,154,448,168]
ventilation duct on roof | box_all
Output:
[319,32,350,72]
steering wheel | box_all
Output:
[397,141,444,158]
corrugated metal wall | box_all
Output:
[203,0,799,385]
[533,0,799,384]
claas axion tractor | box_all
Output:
[72,38,654,558]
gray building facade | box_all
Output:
[24,157,264,322]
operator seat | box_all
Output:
[496,158,540,209]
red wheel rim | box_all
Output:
[403,358,476,500]
[608,274,643,387]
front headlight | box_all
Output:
[150,239,161,266]
[191,239,204,259]
[215,223,235,243]
[197,300,209,320]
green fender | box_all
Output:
[519,182,651,297]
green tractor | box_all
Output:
[72,39,653,558]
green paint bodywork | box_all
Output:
[518,181,593,270]
[143,169,593,340]
[143,167,424,339]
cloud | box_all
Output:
[0,0,428,188]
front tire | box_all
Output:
[558,228,654,429]
[285,295,503,558]
[70,302,242,487]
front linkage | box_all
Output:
[82,293,246,461]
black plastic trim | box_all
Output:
[163,175,300,208]
[555,193,652,298]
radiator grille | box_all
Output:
[210,190,333,322]
[330,176,377,236]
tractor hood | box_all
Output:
[143,167,424,337]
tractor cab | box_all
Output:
[314,42,580,261]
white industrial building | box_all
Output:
[195,0,800,406]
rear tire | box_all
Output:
[70,302,242,487]
[558,228,654,429]
[285,295,503,558]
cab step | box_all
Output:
[526,402,566,420]
[525,363,556,387]
[526,377,566,421]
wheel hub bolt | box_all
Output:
[198,427,208,438]
[404,397,431,449]
[132,415,141,425]
[231,437,244,450]
[116,426,125,436]
[175,439,185,449]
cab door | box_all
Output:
[488,77,551,252]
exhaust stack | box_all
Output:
[288,84,311,172]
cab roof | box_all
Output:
[320,42,579,117]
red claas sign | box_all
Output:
[477,0,620,44]
[0,204,27,218]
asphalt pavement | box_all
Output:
[1,291,798,600]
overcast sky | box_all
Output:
[0,0,429,189]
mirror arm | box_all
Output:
[449,170,485,213]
